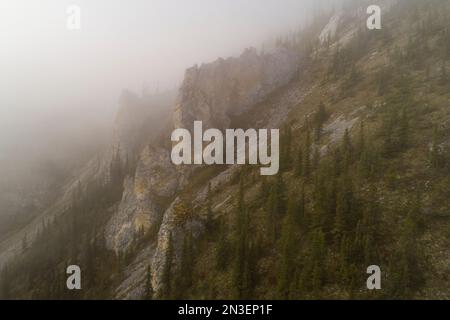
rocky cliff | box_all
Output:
[105,45,304,297]
[174,47,299,130]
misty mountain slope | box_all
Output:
[0,90,175,269]
[106,45,312,298]
[139,0,449,299]
[114,69,320,300]
[102,0,450,299]
[1,0,450,300]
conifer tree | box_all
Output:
[277,195,299,298]
[342,129,353,170]
[311,230,326,293]
[244,240,259,298]
[267,186,277,242]
[387,214,426,298]
[332,148,342,178]
[357,121,365,159]
[314,102,328,141]
[312,146,320,170]
[0,267,10,300]
[398,108,409,150]
[409,192,425,236]
[205,183,214,232]
[304,122,312,178]
[440,61,448,85]
[295,146,303,177]
[297,186,307,228]
[431,125,442,168]
[362,186,382,266]
[236,174,246,231]
[260,177,269,199]
[161,233,174,299]
[333,174,354,244]
[216,222,230,271]
[232,174,251,298]
[21,233,28,253]
[174,232,194,298]
[144,265,154,300]
[282,126,293,170]
[382,109,396,157]
[312,174,328,231]
[266,173,287,242]
[232,207,249,299]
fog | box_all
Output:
[0,0,339,198]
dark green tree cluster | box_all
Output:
[386,201,427,298]
[0,151,129,299]
[266,174,287,242]
[314,102,328,141]
[279,126,293,172]
[231,176,259,299]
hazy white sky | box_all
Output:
[0,0,334,159]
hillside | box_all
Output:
[0,0,449,300]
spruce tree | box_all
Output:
[232,174,251,299]
[161,233,174,299]
[260,177,269,199]
[357,121,365,159]
[311,230,326,293]
[387,214,426,298]
[205,183,214,232]
[304,125,311,178]
[312,174,328,231]
[232,207,249,299]
[398,108,409,150]
[277,195,298,298]
[295,146,303,177]
[440,61,448,85]
[312,146,320,170]
[283,126,293,170]
[362,186,382,266]
[21,233,28,253]
[314,102,328,141]
[431,125,442,168]
[266,174,287,242]
[267,186,277,242]
[174,232,194,298]
[144,265,154,300]
[378,68,388,96]
[333,174,354,244]
[297,186,307,228]
[216,222,230,271]
[342,129,353,170]
[0,267,10,300]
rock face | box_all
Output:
[105,146,179,253]
[319,11,342,43]
[105,87,177,254]
[174,47,299,130]
[105,176,155,253]
[110,46,301,297]
[150,197,204,296]
[115,244,156,300]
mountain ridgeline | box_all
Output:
[1,0,449,300]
